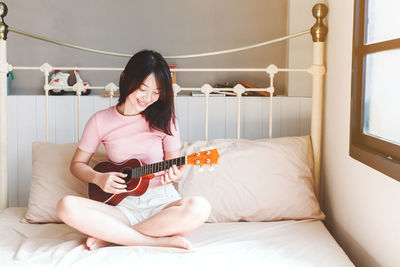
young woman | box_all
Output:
[56,50,211,251]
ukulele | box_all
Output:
[88,148,220,206]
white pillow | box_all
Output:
[177,136,325,222]
[22,142,108,223]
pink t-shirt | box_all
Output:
[78,105,181,187]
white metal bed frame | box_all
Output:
[0,3,328,210]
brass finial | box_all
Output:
[311,3,328,42]
[0,2,8,40]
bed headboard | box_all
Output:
[0,2,328,209]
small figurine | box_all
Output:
[48,69,91,95]
[49,70,69,95]
[73,70,91,95]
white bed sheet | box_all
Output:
[0,208,353,267]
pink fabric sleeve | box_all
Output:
[162,119,181,152]
[78,114,101,153]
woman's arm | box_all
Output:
[70,148,98,184]
[70,148,127,194]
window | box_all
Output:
[350,0,400,181]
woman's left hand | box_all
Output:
[161,165,186,184]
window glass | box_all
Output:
[366,0,400,44]
[363,49,400,145]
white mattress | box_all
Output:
[0,208,353,267]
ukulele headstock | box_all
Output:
[187,148,220,166]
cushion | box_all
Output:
[176,136,325,222]
[22,142,108,223]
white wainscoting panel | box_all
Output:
[7,95,311,207]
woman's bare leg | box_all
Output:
[56,195,191,250]
[133,196,211,237]
[85,196,210,249]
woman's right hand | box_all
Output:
[95,172,128,194]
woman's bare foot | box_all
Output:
[86,236,111,250]
[159,235,192,250]
[85,235,191,251]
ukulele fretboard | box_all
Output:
[131,156,186,178]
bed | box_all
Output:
[1,208,352,267]
[0,3,354,267]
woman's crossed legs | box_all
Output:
[56,195,211,250]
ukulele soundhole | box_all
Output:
[121,168,132,183]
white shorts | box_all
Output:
[116,183,181,226]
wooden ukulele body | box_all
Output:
[88,158,153,206]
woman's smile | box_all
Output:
[136,99,150,109]
[120,73,160,115]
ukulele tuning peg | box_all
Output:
[198,166,204,173]
[208,165,215,172]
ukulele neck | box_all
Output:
[131,156,186,178]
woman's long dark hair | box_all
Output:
[118,50,175,135]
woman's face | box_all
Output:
[126,73,160,113]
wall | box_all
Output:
[322,0,400,266]
[5,0,288,95]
